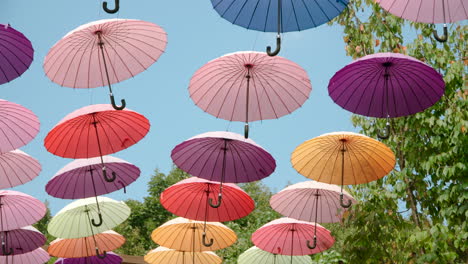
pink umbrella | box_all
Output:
[0,99,40,154]
[189,51,312,138]
[0,248,50,264]
[0,226,46,256]
[0,190,46,232]
[44,18,167,110]
[0,150,41,189]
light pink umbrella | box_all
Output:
[0,99,39,154]
[0,248,50,264]
[270,181,355,223]
[0,150,41,189]
[0,190,46,232]
[44,18,167,110]
[189,51,311,138]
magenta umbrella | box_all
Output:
[0,24,34,85]
[0,248,50,264]
[328,52,445,139]
[189,51,312,138]
[0,190,46,232]
[54,252,122,264]
[0,99,40,154]
[0,226,46,256]
[0,150,41,189]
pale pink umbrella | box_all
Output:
[0,150,41,189]
[189,51,312,138]
[0,191,46,232]
[0,99,40,154]
[0,248,50,264]
[44,18,167,110]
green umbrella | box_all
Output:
[48,196,130,239]
[238,247,311,264]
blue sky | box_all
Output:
[2,0,356,214]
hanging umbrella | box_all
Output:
[171,131,275,208]
[0,150,41,189]
[376,0,467,42]
[211,0,349,55]
[0,99,40,154]
[291,131,395,207]
[161,177,254,247]
[144,247,222,264]
[0,248,50,264]
[238,246,312,264]
[44,18,167,109]
[47,197,130,238]
[0,190,46,231]
[189,51,311,137]
[55,252,122,264]
[48,231,125,258]
[270,181,355,223]
[46,155,140,199]
[0,226,45,256]
[328,52,445,139]
[0,24,33,85]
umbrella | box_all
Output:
[291,131,395,207]
[270,181,355,223]
[0,248,50,264]
[44,18,167,109]
[376,0,468,42]
[0,99,40,153]
[211,0,349,55]
[55,252,122,264]
[46,156,140,199]
[189,51,311,137]
[0,150,41,189]
[0,191,46,232]
[48,231,125,258]
[144,247,222,264]
[328,52,445,139]
[171,131,275,207]
[161,177,254,246]
[47,197,130,238]
[0,226,45,256]
[0,24,33,85]
[238,246,312,264]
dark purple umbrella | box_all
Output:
[328,52,445,138]
[0,24,34,85]
[54,252,122,264]
[0,226,46,256]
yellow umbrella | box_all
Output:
[291,131,395,207]
[144,246,222,264]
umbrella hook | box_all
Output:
[377,117,390,140]
[306,236,317,249]
[266,0,282,56]
[340,193,352,208]
[202,232,214,247]
[102,167,117,182]
[91,212,103,227]
[340,139,352,208]
[433,24,448,43]
[109,94,126,111]
[307,191,319,249]
[1,241,13,256]
[209,140,227,208]
[103,0,120,14]
[96,248,107,259]
[208,192,222,208]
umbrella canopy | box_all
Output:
[44,104,150,159]
[238,246,312,264]
[48,231,125,258]
[151,217,237,252]
[252,218,334,256]
[270,181,355,223]
[0,24,34,85]
[0,99,40,154]
[144,247,222,264]
[55,252,122,264]
[0,226,45,256]
[161,177,254,222]
[46,156,140,199]
[47,197,130,239]
[0,190,46,231]
[0,248,50,264]
[0,150,41,189]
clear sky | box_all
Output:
[2,0,356,214]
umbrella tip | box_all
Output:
[382,61,392,67]
[244,63,253,69]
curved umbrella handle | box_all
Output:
[102,167,116,182]
[306,236,317,249]
[91,212,103,227]
[103,0,119,14]
[202,232,214,247]
[433,25,448,43]
[2,245,13,255]
[266,36,281,57]
[110,94,126,110]
[244,124,249,139]
[208,193,222,208]
[340,193,352,208]
[96,248,107,259]
[377,122,390,140]
[118,180,126,194]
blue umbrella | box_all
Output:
[211,0,349,56]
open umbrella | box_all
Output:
[144,247,222,264]
[0,99,40,153]
[55,252,122,264]
[238,246,312,264]
[189,51,311,137]
[328,52,445,139]
[0,24,33,85]
[211,0,349,55]
[291,132,395,207]
[44,19,167,109]
[0,226,45,256]
[0,150,41,189]
[0,191,46,232]
[376,0,467,42]
[0,248,50,264]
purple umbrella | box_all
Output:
[171,131,275,207]
[0,190,46,232]
[54,252,122,264]
[328,52,445,138]
[0,24,34,85]
[0,248,50,264]
[46,156,140,199]
[0,226,46,256]
[0,150,41,189]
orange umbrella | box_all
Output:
[291,132,395,207]
[144,247,222,264]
